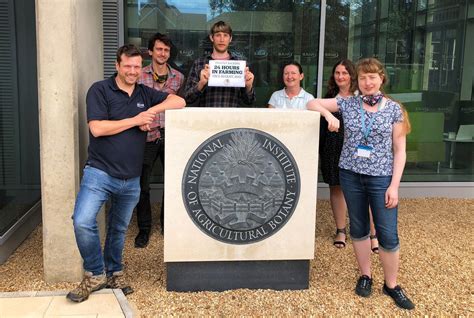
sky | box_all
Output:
[166,0,209,15]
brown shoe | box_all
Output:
[66,272,106,303]
[106,271,134,295]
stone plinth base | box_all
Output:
[167,260,309,292]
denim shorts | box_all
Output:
[339,169,400,252]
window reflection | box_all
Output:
[126,0,321,107]
[126,0,321,182]
[124,0,473,182]
[324,0,473,181]
[0,0,41,237]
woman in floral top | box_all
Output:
[307,58,414,310]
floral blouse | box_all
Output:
[337,96,403,176]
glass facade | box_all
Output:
[125,0,322,182]
[323,0,474,181]
[0,0,41,237]
[124,0,473,182]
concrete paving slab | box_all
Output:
[45,293,123,317]
[0,296,53,317]
[0,289,134,318]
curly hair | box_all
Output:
[325,59,357,98]
[147,32,173,51]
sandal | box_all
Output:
[370,234,379,254]
[334,228,346,248]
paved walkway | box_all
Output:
[0,289,134,317]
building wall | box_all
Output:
[37,0,104,282]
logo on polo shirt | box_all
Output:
[182,128,300,244]
[137,102,145,108]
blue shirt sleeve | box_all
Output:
[336,96,345,113]
[144,85,169,108]
[86,82,109,122]
[392,101,404,124]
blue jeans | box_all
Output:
[339,169,400,252]
[72,166,140,275]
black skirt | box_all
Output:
[319,112,344,186]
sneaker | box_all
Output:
[106,271,134,295]
[66,271,106,303]
[355,275,373,297]
[134,230,150,248]
[383,284,415,310]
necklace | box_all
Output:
[153,72,168,84]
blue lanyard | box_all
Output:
[359,97,382,141]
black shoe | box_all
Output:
[134,230,150,248]
[383,284,415,310]
[355,275,373,297]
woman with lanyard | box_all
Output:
[320,59,379,252]
[307,58,414,310]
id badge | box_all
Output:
[356,145,373,158]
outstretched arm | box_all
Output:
[306,98,340,132]
[89,111,156,137]
[89,95,185,137]
[149,93,186,114]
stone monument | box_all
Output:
[164,108,320,291]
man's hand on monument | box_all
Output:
[245,67,254,91]
[148,94,186,114]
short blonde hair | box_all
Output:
[210,21,232,36]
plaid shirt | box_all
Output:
[139,63,184,142]
[184,52,255,107]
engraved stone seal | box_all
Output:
[182,128,300,244]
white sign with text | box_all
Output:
[208,60,246,88]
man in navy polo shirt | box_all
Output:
[66,44,185,303]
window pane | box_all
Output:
[323,0,474,182]
[0,0,40,236]
[125,0,321,182]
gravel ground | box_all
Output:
[0,198,472,316]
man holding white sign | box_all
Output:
[184,21,256,107]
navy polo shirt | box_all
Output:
[86,75,168,179]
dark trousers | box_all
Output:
[136,137,165,231]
